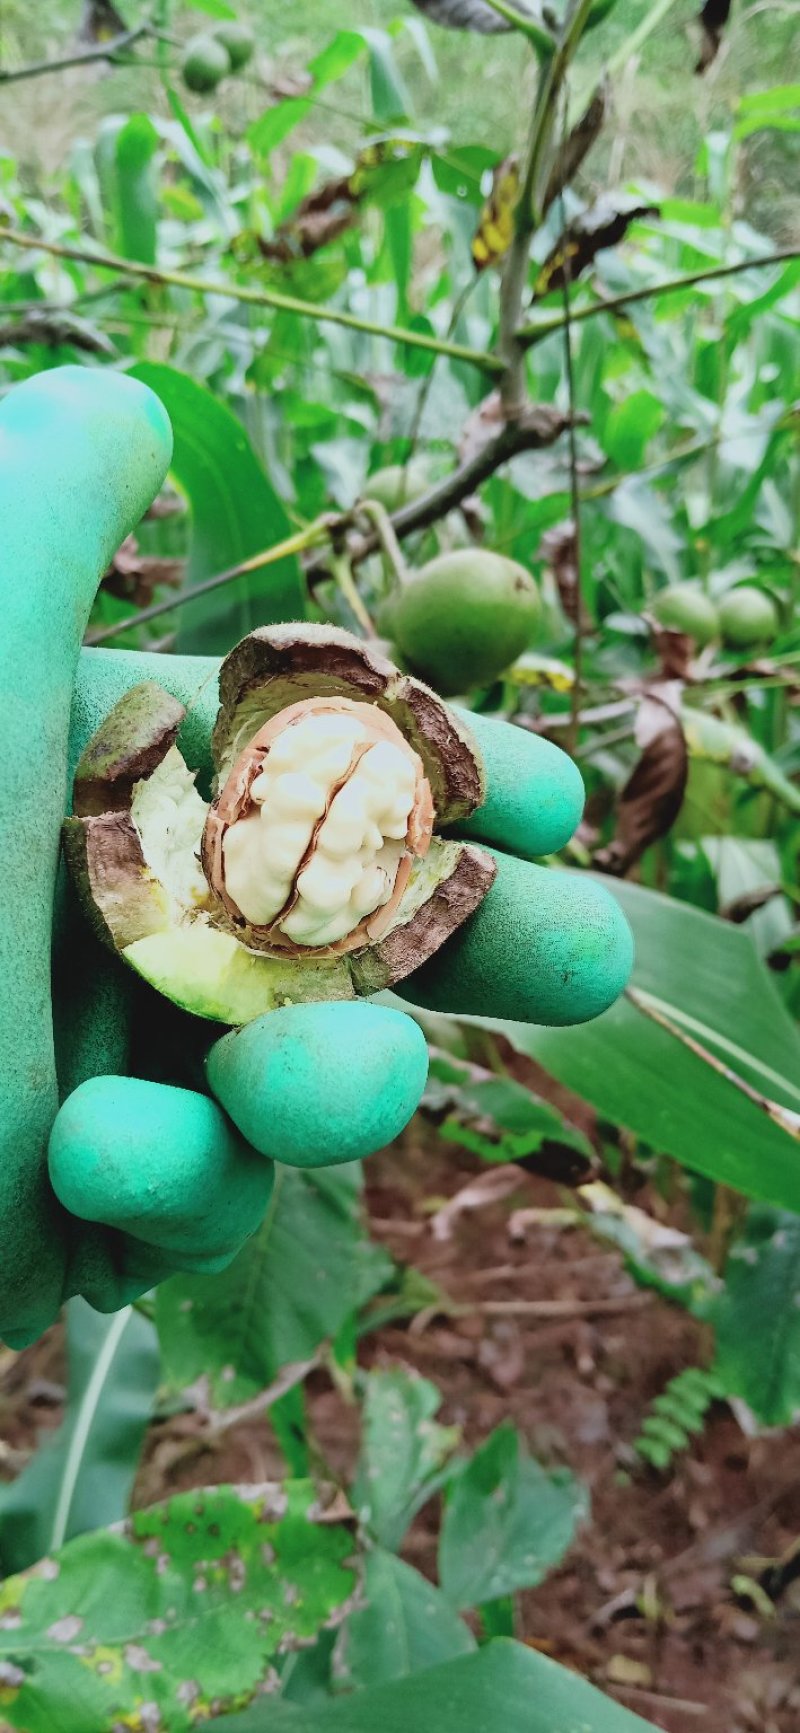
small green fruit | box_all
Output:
[718,585,779,650]
[181,33,231,93]
[651,584,718,646]
[213,21,255,71]
[393,550,541,696]
[362,461,431,512]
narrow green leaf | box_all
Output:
[128,363,304,654]
[0,1301,158,1576]
[249,33,367,156]
[113,114,159,264]
[494,878,800,1213]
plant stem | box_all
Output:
[480,0,556,53]
[517,247,800,344]
[329,554,376,637]
[0,228,503,374]
[498,0,596,411]
[0,28,149,84]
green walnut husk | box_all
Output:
[63,626,496,1025]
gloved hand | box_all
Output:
[0,367,633,1350]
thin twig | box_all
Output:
[626,986,800,1142]
[471,1293,654,1317]
[203,1355,322,1436]
[86,519,333,644]
[0,228,503,374]
[517,247,800,345]
[499,0,596,411]
[350,405,585,563]
[558,94,584,757]
[0,26,149,84]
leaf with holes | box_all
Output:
[713,1206,800,1426]
[157,1166,392,1406]
[0,1301,158,1576]
[352,1370,460,1550]
[438,1425,588,1610]
[0,1482,356,1732]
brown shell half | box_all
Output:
[202,695,436,959]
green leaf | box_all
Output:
[0,1301,158,1576]
[363,28,412,123]
[128,363,304,654]
[713,1206,800,1426]
[0,1482,356,1732]
[249,33,367,156]
[337,1550,475,1688]
[352,1369,459,1550]
[224,1639,658,1731]
[157,1166,392,1406]
[603,389,665,470]
[494,878,800,1213]
[438,1425,588,1611]
[430,1061,592,1168]
[113,114,159,264]
[187,0,236,16]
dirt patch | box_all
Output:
[3,1122,799,1732]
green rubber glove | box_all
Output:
[0,367,633,1351]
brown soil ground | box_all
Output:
[2,1121,799,1733]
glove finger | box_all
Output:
[206,1001,430,1169]
[401,853,634,1027]
[48,1076,273,1275]
[0,368,172,1349]
[450,708,585,859]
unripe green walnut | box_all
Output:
[362,462,432,512]
[213,21,255,71]
[181,33,231,93]
[394,550,541,696]
[718,585,779,650]
[651,584,719,646]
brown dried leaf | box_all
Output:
[256,174,357,264]
[533,194,660,299]
[594,688,688,876]
[696,0,732,72]
[75,0,128,45]
[543,81,609,213]
[539,519,584,627]
[101,534,184,608]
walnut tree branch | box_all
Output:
[0,27,149,84]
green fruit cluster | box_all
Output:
[181,19,255,94]
[391,549,541,697]
[651,581,779,652]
